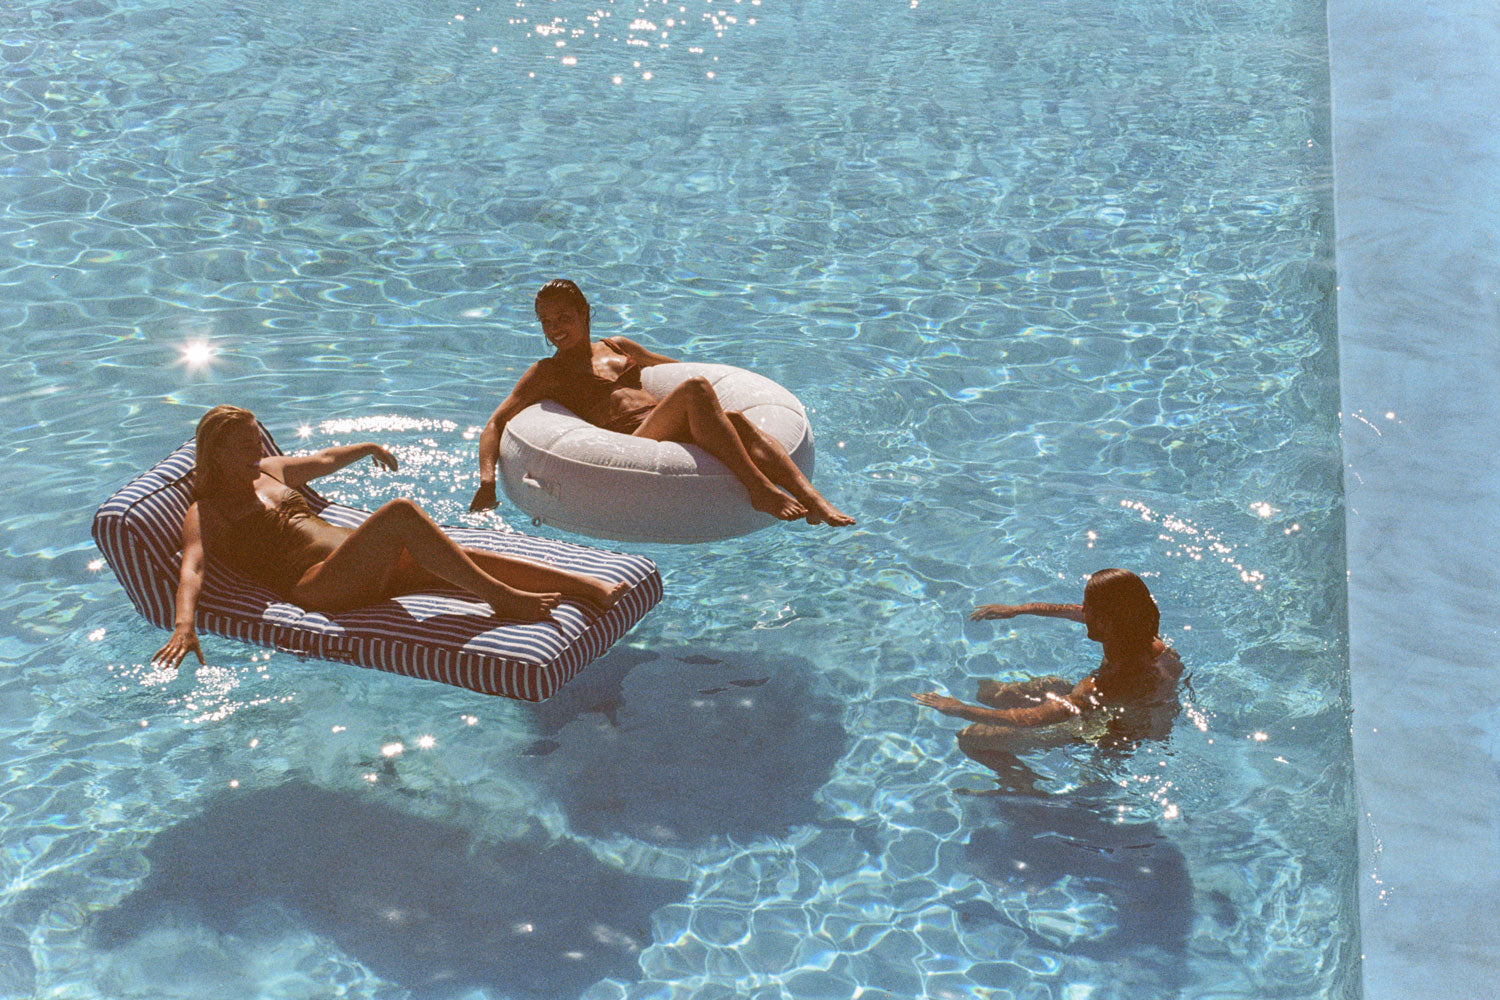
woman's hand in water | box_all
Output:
[912,691,970,717]
[970,603,1022,620]
[364,443,398,472]
[469,480,498,511]
[469,480,498,512]
[152,624,205,671]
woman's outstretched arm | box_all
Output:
[970,601,1085,622]
[152,503,208,670]
[471,363,548,511]
[269,443,398,488]
[912,679,1090,728]
[608,336,678,367]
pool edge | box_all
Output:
[1326,1,1500,997]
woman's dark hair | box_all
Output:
[1083,567,1159,657]
[194,404,257,501]
[534,278,591,321]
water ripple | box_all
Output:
[0,0,1349,995]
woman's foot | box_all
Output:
[574,578,630,615]
[487,587,562,622]
[749,485,806,521]
[802,496,855,527]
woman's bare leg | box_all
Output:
[291,499,561,620]
[390,547,628,611]
[726,412,855,526]
[954,731,1049,795]
[468,550,628,610]
[633,377,805,520]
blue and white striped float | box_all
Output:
[92,425,662,701]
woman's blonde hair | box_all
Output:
[193,404,258,501]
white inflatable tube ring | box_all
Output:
[499,362,815,543]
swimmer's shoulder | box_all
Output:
[1153,640,1185,684]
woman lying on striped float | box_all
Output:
[150,404,627,670]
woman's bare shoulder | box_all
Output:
[1152,643,1185,687]
[186,499,220,546]
[515,359,558,394]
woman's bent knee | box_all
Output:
[374,497,423,522]
[957,724,1007,754]
[681,375,715,400]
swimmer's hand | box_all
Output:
[366,444,398,472]
[970,603,1022,620]
[469,480,498,512]
[912,691,969,717]
[151,624,205,671]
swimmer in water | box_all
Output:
[914,568,1183,761]
[468,279,855,528]
[150,404,628,670]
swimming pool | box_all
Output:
[0,0,1357,996]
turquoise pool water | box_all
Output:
[0,0,1355,997]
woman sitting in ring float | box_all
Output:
[152,404,628,670]
[467,279,855,528]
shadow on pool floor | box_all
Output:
[954,790,1195,997]
[91,780,689,1000]
[521,644,850,847]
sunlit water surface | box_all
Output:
[0,0,1353,997]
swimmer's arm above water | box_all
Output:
[471,363,549,511]
[151,503,207,671]
[268,442,398,488]
[970,601,1085,623]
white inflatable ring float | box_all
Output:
[499,363,815,543]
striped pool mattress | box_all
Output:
[91,426,663,701]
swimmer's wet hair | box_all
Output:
[534,278,591,321]
[1084,567,1160,656]
[194,403,257,501]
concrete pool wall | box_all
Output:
[1328,0,1500,996]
